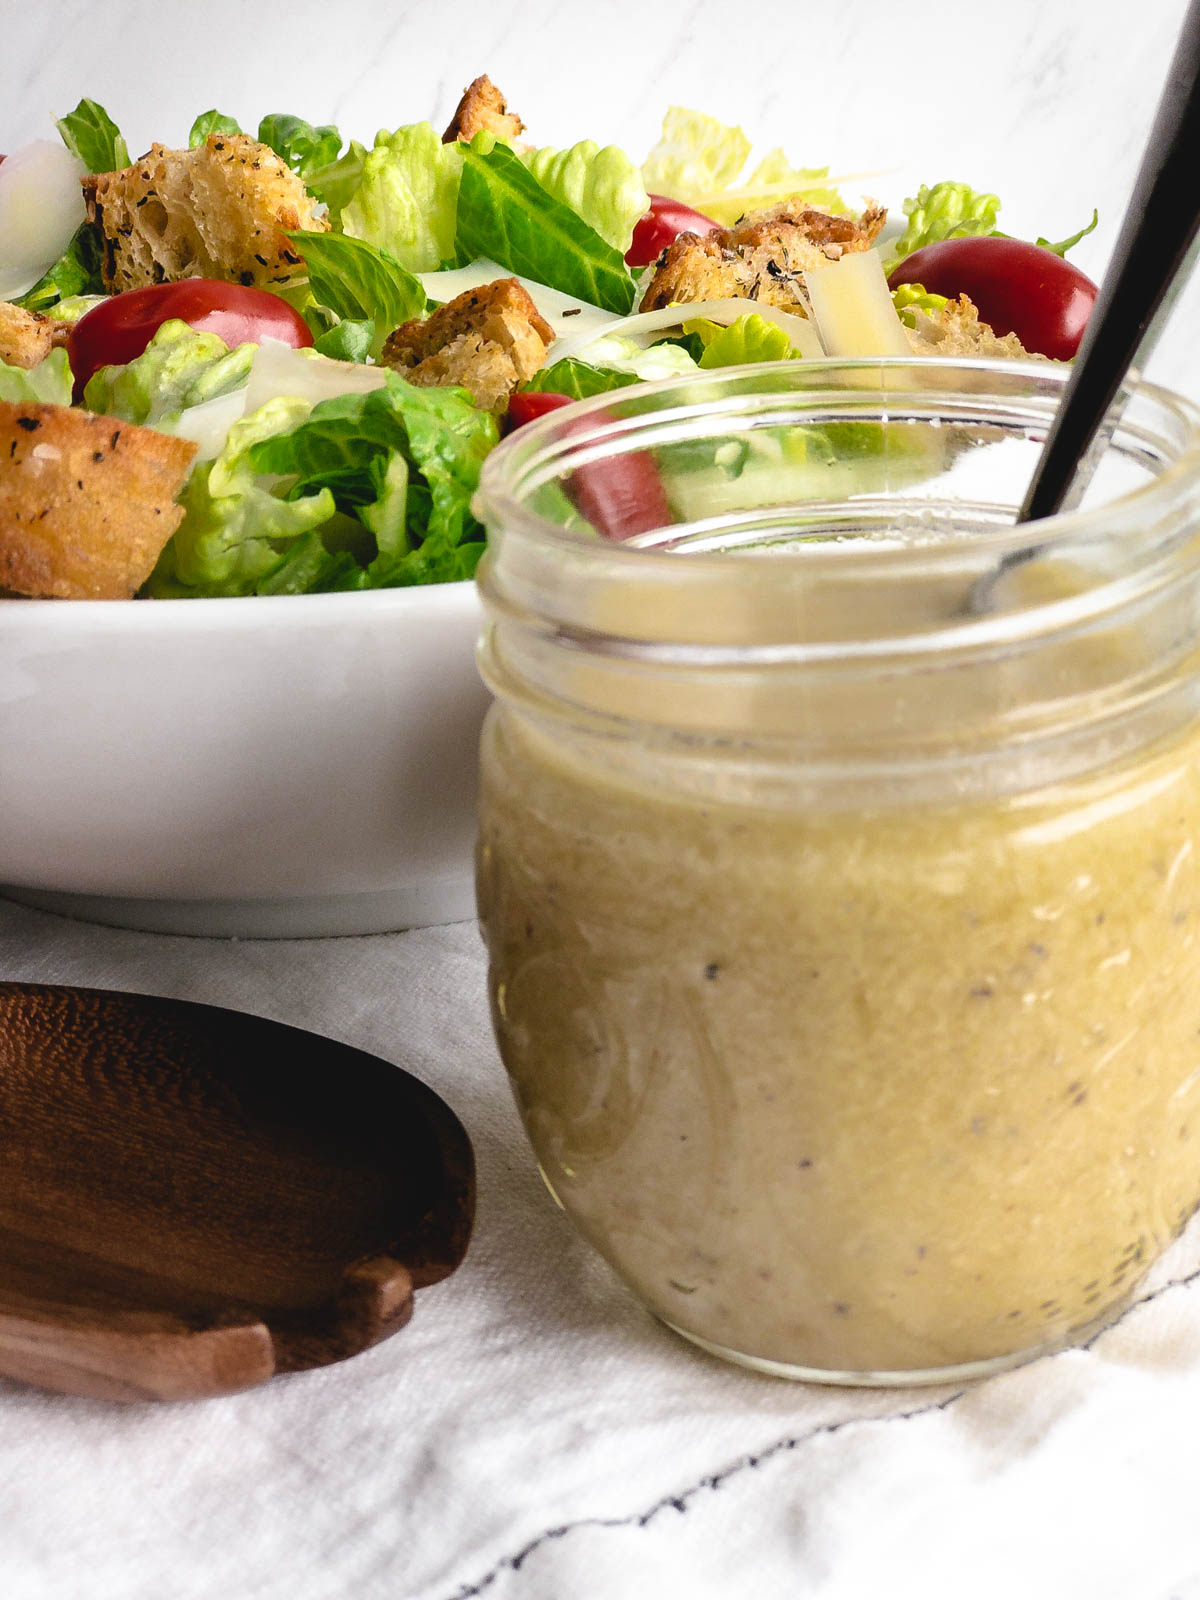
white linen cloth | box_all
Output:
[2,898,1200,1600]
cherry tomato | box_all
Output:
[505,390,671,540]
[68,279,313,398]
[887,236,1098,361]
[625,194,722,268]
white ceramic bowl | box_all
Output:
[0,582,488,937]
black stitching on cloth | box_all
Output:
[442,1261,1200,1600]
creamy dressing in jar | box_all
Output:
[475,360,1200,1382]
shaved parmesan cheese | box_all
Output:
[244,338,387,415]
[0,140,87,301]
[167,341,390,461]
[802,249,911,357]
[166,387,250,461]
[545,296,825,368]
[418,259,621,344]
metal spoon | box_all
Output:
[1018,0,1200,525]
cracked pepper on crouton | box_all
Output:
[82,133,328,294]
[638,203,888,314]
[0,403,197,599]
[379,278,555,412]
[442,75,526,144]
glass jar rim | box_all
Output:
[476,357,1200,663]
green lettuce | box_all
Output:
[641,106,845,225]
[82,320,253,427]
[545,332,699,383]
[257,113,342,179]
[55,97,129,173]
[147,373,497,597]
[188,109,243,146]
[891,282,950,327]
[886,181,1001,269]
[146,398,336,597]
[520,141,649,254]
[456,142,637,313]
[341,122,465,272]
[287,229,425,357]
[301,141,369,223]
[0,348,73,405]
[688,313,798,368]
[886,180,1099,271]
[521,358,641,400]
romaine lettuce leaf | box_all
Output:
[891,282,950,328]
[312,319,375,362]
[520,141,649,254]
[301,140,369,223]
[456,142,637,313]
[0,348,73,405]
[147,372,497,596]
[886,181,1099,270]
[82,320,253,427]
[541,332,699,383]
[686,312,798,368]
[341,122,465,272]
[521,358,640,400]
[886,181,1001,268]
[257,114,342,179]
[145,397,337,597]
[55,97,129,174]
[641,107,845,225]
[642,107,751,208]
[189,110,243,146]
[288,229,425,356]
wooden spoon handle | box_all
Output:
[0,1302,275,1404]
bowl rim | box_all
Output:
[0,576,481,631]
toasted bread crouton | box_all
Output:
[442,75,525,144]
[0,302,55,370]
[82,134,328,295]
[0,404,197,599]
[905,293,1041,360]
[379,278,554,411]
[639,204,888,314]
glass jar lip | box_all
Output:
[478,355,1200,575]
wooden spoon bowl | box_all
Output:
[0,982,474,1403]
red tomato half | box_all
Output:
[505,390,671,540]
[887,236,1098,360]
[68,279,313,397]
[625,194,722,268]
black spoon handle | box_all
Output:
[1019,0,1200,524]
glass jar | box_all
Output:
[474,359,1200,1385]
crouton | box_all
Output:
[442,75,525,144]
[379,278,554,411]
[0,403,197,599]
[639,203,888,314]
[82,134,328,295]
[0,302,55,370]
[904,292,1042,360]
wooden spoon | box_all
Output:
[0,982,474,1403]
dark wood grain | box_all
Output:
[0,983,474,1402]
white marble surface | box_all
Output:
[2,0,1199,393]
